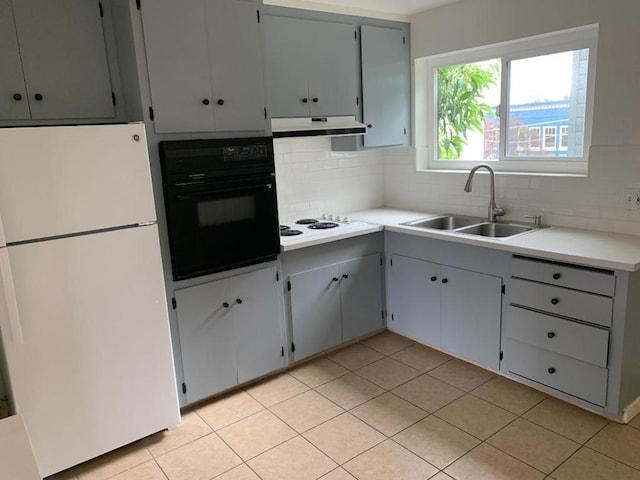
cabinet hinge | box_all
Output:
[380,257,383,266]
[356,96,359,106]
[276,271,280,282]
[381,310,384,319]
[148,106,155,121]
[181,382,187,394]
[391,313,395,321]
[264,107,267,120]
[171,297,177,310]
[403,36,406,45]
[291,342,296,353]
[404,128,407,135]
[136,0,141,10]
[287,280,291,291]
[98,1,104,17]
[501,284,506,294]
[499,351,504,361]
[281,346,284,357]
[390,257,393,267]
[354,30,357,41]
[111,92,116,106]
[257,9,260,23]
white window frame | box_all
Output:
[415,24,598,175]
[529,127,541,151]
[543,126,557,151]
[559,125,569,150]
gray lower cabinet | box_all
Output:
[175,266,283,404]
[289,253,383,361]
[387,253,502,369]
[264,15,358,118]
[141,0,267,134]
[0,0,115,121]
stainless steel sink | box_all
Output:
[402,215,485,230]
[456,222,534,238]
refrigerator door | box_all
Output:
[0,123,157,244]
[0,225,179,477]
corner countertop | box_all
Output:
[347,208,640,272]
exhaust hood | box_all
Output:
[271,116,367,138]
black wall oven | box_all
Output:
[160,137,280,281]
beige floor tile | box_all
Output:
[435,395,516,440]
[245,374,309,407]
[356,357,421,390]
[145,410,212,457]
[630,413,640,430]
[217,410,296,460]
[393,374,465,413]
[46,471,78,480]
[445,443,545,480]
[343,439,438,480]
[156,434,241,480]
[76,442,152,480]
[586,423,640,469]
[247,436,337,480]
[351,392,427,436]
[213,464,260,480]
[391,344,453,372]
[471,376,546,415]
[431,474,455,480]
[271,390,344,433]
[487,418,579,474]
[316,373,385,410]
[196,391,264,431]
[360,331,414,355]
[303,413,386,464]
[319,468,357,479]
[328,343,384,371]
[289,357,349,387]
[393,416,480,469]
[429,359,494,392]
[523,398,608,444]
[551,447,640,480]
[109,461,166,480]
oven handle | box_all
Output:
[175,183,273,200]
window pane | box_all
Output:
[436,59,501,160]
[506,49,589,158]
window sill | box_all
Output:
[417,168,588,178]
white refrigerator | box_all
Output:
[0,123,180,477]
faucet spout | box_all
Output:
[463,164,505,222]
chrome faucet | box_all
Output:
[463,164,505,222]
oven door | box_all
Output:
[164,174,280,280]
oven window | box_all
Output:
[197,196,256,227]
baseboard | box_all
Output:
[622,395,640,424]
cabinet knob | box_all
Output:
[223,302,230,308]
[312,97,319,103]
[441,278,449,284]
[547,331,556,339]
[551,298,559,305]
[217,99,225,106]
[332,277,339,282]
[13,93,22,101]
[430,276,437,282]
[302,98,309,103]
[553,273,561,280]
[342,274,349,279]
[34,93,43,101]
[367,124,373,129]
[202,98,210,105]
[548,367,556,374]
[235,298,243,305]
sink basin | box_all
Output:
[402,215,484,230]
[457,222,534,238]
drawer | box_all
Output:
[504,339,608,407]
[506,305,609,367]
[509,278,613,327]
[511,256,615,296]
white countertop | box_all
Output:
[347,208,640,272]
[279,221,382,251]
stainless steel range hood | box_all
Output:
[271,116,367,138]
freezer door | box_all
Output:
[0,123,157,244]
[0,225,179,477]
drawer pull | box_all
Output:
[553,273,562,280]
[548,367,556,374]
[551,298,559,305]
[223,302,230,308]
[441,278,449,284]
[332,277,339,282]
[430,276,437,282]
[547,331,556,339]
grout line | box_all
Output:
[580,445,640,473]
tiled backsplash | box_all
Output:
[274,137,384,223]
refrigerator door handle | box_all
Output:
[0,249,24,345]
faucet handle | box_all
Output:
[525,215,543,228]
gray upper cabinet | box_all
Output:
[360,25,408,148]
[1,0,115,121]
[264,15,358,118]
[141,0,267,134]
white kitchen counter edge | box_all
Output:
[279,224,383,252]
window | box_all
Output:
[416,24,598,175]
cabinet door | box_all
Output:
[306,20,358,117]
[175,279,237,404]
[441,266,502,369]
[12,0,114,120]
[0,0,29,120]
[387,254,441,346]
[340,254,383,342]
[206,0,267,132]
[289,264,342,361]
[230,266,284,384]
[263,15,311,117]
[361,25,407,147]
[141,0,215,133]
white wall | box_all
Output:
[385,0,640,235]
[274,137,385,223]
